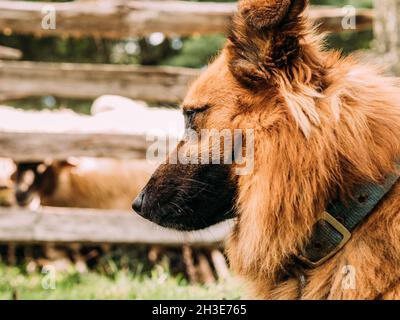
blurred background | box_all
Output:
[0,0,389,299]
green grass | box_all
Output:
[6,97,93,115]
[0,264,243,300]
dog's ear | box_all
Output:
[228,0,308,88]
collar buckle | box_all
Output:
[298,211,352,268]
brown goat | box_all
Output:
[15,158,156,210]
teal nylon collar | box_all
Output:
[298,166,400,268]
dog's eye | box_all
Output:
[184,110,197,128]
[183,106,210,129]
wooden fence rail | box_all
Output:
[0,60,199,103]
[0,1,374,39]
[0,207,231,246]
[0,132,157,161]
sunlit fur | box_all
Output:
[182,0,400,299]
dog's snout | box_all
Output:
[132,191,145,215]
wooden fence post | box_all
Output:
[373,0,400,75]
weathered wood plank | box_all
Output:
[0,92,30,102]
[0,60,199,103]
[0,45,22,60]
[0,1,374,39]
[0,207,232,246]
[0,131,160,161]
[0,102,183,161]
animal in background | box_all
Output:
[0,158,15,207]
[14,158,156,210]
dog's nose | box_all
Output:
[132,191,145,215]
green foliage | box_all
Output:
[0,35,116,63]
[161,35,226,68]
[327,30,373,55]
[0,264,243,300]
[7,98,93,115]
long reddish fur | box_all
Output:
[183,0,400,299]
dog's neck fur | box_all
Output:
[226,3,400,299]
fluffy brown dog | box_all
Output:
[133,0,400,299]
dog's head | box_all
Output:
[133,55,245,231]
[133,0,312,231]
[14,160,74,208]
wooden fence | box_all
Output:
[0,0,381,246]
[0,207,230,247]
[0,2,375,103]
[0,60,199,103]
[0,131,153,162]
[0,1,374,38]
